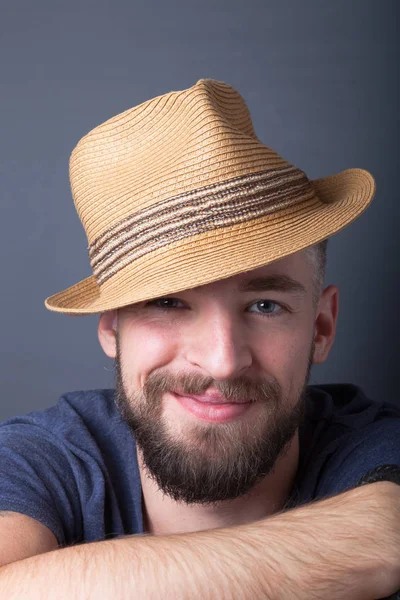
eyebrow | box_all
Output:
[236,274,307,295]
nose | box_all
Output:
[183,308,253,380]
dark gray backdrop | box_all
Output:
[1,0,399,421]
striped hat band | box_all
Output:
[89,165,315,285]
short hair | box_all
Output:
[304,239,329,308]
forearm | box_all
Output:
[0,483,395,600]
[0,524,277,600]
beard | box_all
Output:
[114,333,314,507]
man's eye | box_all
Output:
[248,300,284,316]
[147,298,184,310]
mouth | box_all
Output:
[171,391,253,423]
[173,391,252,405]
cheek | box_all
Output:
[256,328,311,379]
[121,323,178,388]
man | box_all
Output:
[0,79,399,598]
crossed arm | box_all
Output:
[0,482,399,600]
[0,520,279,599]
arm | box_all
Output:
[0,512,58,567]
[0,524,273,600]
[1,482,399,600]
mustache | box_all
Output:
[143,370,282,404]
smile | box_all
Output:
[171,392,253,423]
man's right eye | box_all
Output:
[146,298,185,310]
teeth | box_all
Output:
[174,392,248,405]
[191,397,245,405]
[185,396,229,405]
[195,400,230,404]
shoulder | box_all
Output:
[0,389,118,434]
[303,383,400,499]
[306,383,400,426]
[0,388,129,465]
[0,389,131,546]
[316,413,400,498]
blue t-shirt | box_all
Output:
[0,383,399,547]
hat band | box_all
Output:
[89,165,317,285]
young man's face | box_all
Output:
[99,250,338,506]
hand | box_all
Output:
[248,481,400,600]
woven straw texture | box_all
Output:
[45,79,376,314]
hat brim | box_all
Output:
[45,167,375,315]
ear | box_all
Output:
[98,310,118,359]
[312,285,339,365]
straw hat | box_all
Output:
[45,79,376,315]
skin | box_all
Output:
[98,249,338,536]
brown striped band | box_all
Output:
[89,165,317,285]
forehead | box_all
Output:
[183,250,311,296]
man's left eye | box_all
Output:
[248,300,283,315]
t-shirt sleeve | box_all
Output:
[316,418,400,499]
[0,421,82,547]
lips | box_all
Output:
[173,391,251,405]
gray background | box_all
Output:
[1,1,399,421]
